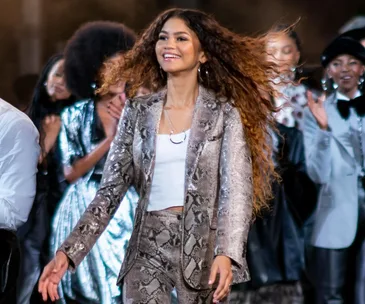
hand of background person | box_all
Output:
[107,93,126,120]
[307,91,328,130]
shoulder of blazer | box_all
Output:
[129,90,165,112]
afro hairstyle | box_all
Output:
[64,21,136,99]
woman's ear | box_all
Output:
[199,51,207,64]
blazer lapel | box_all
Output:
[326,93,355,159]
[140,90,165,188]
[185,86,221,193]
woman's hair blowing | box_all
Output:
[101,8,279,216]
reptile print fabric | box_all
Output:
[123,210,227,303]
[59,86,253,291]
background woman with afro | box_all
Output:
[48,21,139,304]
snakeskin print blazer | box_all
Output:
[59,86,253,290]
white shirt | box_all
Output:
[336,90,361,101]
[335,90,364,178]
[0,99,40,231]
[148,130,189,211]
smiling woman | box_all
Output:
[304,36,365,303]
[39,8,281,304]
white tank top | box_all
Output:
[147,130,190,211]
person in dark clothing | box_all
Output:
[16,54,75,304]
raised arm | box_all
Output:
[303,93,332,184]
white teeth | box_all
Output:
[163,54,179,59]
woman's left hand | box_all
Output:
[209,255,232,303]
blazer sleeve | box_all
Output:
[302,107,332,184]
[58,100,137,270]
[215,104,253,268]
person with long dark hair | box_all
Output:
[16,54,75,304]
[39,9,279,303]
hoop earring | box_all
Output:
[198,64,209,84]
[198,66,203,82]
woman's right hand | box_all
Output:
[307,91,328,130]
[38,251,69,302]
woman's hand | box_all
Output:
[307,91,328,130]
[107,93,125,120]
[38,251,69,302]
[209,255,233,303]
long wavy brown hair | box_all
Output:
[100,8,279,216]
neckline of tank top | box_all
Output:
[157,129,191,136]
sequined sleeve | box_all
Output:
[215,104,253,268]
[59,108,84,167]
[58,100,137,270]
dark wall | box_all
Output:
[1,0,364,103]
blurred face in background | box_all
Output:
[46,59,71,101]
[327,54,365,95]
[99,54,128,106]
[266,32,300,75]
[99,53,151,106]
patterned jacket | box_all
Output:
[59,86,253,289]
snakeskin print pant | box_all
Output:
[123,210,227,304]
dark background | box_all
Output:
[1,0,364,102]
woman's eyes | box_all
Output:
[282,46,293,55]
[332,61,359,67]
[176,36,188,41]
[158,35,188,41]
